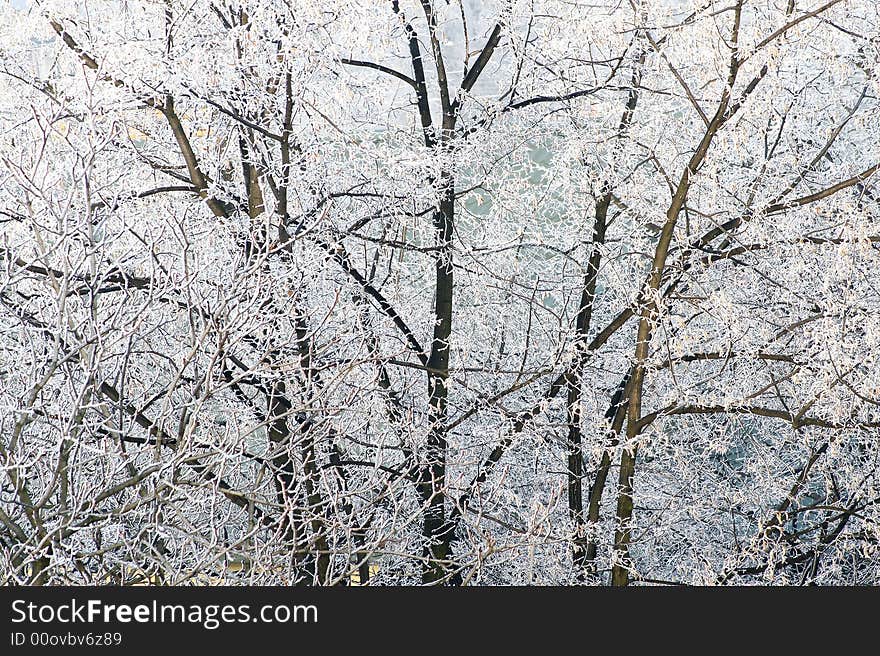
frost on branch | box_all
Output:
[1,0,879,586]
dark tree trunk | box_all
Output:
[421,173,456,584]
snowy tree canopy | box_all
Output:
[1,0,880,585]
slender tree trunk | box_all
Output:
[421,173,456,584]
[611,3,744,585]
[567,197,609,577]
[584,372,630,573]
[569,39,644,578]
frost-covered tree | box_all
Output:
[1,0,879,585]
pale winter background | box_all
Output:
[1,0,880,585]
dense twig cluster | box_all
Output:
[1,0,879,585]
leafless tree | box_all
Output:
[1,0,879,586]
